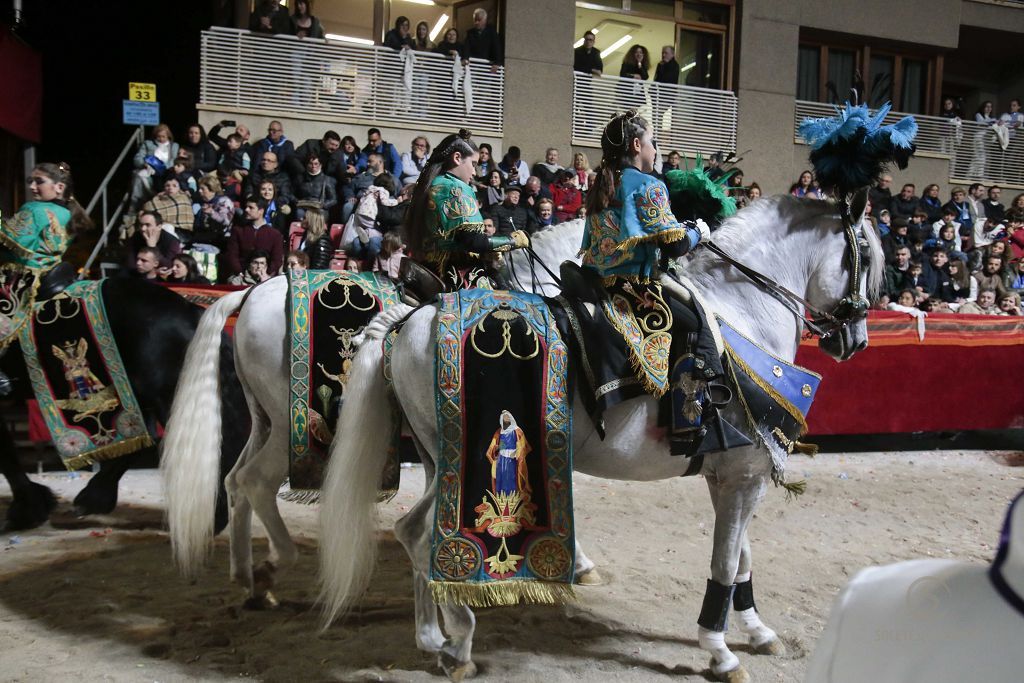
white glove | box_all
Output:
[693,218,711,243]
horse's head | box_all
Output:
[804,188,883,361]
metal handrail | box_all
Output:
[79,125,145,279]
[571,71,738,155]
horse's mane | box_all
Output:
[688,194,884,298]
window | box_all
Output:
[797,35,940,114]
[679,28,723,89]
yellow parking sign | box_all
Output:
[128,82,157,102]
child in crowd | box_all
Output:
[171,154,198,197]
[349,174,400,263]
[876,209,892,236]
[908,260,927,298]
[218,133,250,201]
[374,232,406,279]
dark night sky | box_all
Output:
[11,0,219,195]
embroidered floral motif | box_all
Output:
[635,182,675,231]
[602,284,674,396]
[581,212,635,271]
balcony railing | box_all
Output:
[199,27,504,136]
[571,72,738,156]
[794,100,1024,188]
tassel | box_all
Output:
[794,440,819,456]
[780,478,807,501]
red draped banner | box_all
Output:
[796,311,1024,434]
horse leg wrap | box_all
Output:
[732,572,756,612]
[698,578,735,632]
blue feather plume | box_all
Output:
[798,101,917,196]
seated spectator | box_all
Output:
[532,148,564,187]
[999,98,1023,130]
[473,142,494,190]
[169,154,198,197]
[1009,192,1024,214]
[298,208,333,270]
[133,246,163,281]
[942,186,975,236]
[550,170,583,223]
[258,179,292,238]
[479,169,504,213]
[167,253,211,284]
[789,170,822,199]
[384,15,414,51]
[884,245,913,296]
[400,136,430,187]
[917,183,943,224]
[946,257,975,304]
[889,183,919,221]
[374,232,406,279]
[359,128,402,177]
[208,119,252,158]
[339,135,364,181]
[250,0,289,34]
[180,124,218,176]
[433,27,465,60]
[488,182,537,235]
[1006,210,1024,259]
[973,253,1009,299]
[143,177,194,240]
[343,152,394,221]
[125,210,182,273]
[286,249,310,275]
[229,250,274,286]
[907,208,931,241]
[225,197,284,279]
[906,259,927,299]
[975,215,1007,252]
[998,291,1021,315]
[868,174,893,218]
[294,154,337,219]
[247,150,294,205]
[930,205,960,240]
[886,288,922,313]
[498,146,529,184]
[289,0,324,39]
[876,208,892,236]
[521,176,552,211]
[725,169,746,208]
[958,288,1000,315]
[348,174,400,263]
[535,198,555,228]
[192,175,235,249]
[289,131,343,180]
[572,151,590,192]
[982,185,1005,224]
[1007,258,1024,292]
[253,121,295,171]
[746,183,762,202]
[217,132,250,201]
[921,247,956,303]
[130,123,179,210]
[412,20,434,51]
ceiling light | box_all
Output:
[428,13,449,42]
[600,34,632,59]
[402,0,436,5]
[325,34,376,46]
[680,61,696,73]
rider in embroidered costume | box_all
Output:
[404,129,530,294]
[579,111,739,455]
[0,163,91,393]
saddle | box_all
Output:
[550,262,751,459]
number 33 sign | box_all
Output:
[129,83,157,102]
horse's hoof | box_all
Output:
[754,638,785,656]
[717,665,750,683]
[252,561,277,594]
[576,568,604,586]
[4,483,57,530]
[439,651,477,681]
[72,483,118,517]
[242,591,280,611]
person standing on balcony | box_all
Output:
[434,28,465,60]
[412,21,434,51]
[289,0,324,39]
[573,31,603,76]
[618,45,650,112]
[999,98,1022,132]
[384,16,415,51]
[360,128,403,178]
[463,8,502,68]
[652,45,679,133]
[253,121,295,171]
[249,0,289,35]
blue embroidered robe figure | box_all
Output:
[485,410,532,498]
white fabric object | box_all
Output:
[462,61,474,114]
[992,123,1010,151]
[697,626,740,676]
[451,59,462,99]
[400,47,415,92]
[804,490,1024,683]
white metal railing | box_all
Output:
[571,72,738,156]
[200,27,504,136]
[794,100,1024,188]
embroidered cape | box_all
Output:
[424,172,486,273]
[1,201,71,271]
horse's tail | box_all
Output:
[161,288,247,577]
[318,303,412,627]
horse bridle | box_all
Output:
[702,197,869,339]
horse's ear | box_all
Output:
[849,187,869,226]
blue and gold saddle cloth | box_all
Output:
[431,289,576,606]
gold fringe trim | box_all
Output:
[600,298,670,398]
[62,434,154,471]
[612,227,689,254]
[430,580,576,608]
[794,440,819,456]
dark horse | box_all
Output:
[0,278,248,531]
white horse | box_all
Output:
[318,194,884,682]
[160,219,590,603]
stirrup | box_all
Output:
[397,257,445,304]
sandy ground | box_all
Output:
[0,450,1021,682]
